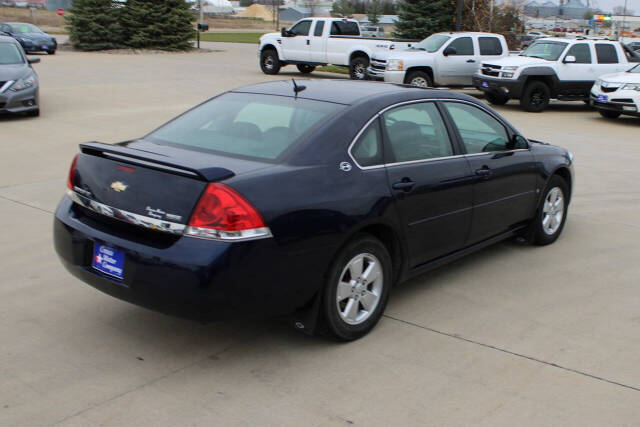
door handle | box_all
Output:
[475,167,492,179]
[392,179,416,192]
[467,59,476,63]
[306,39,310,45]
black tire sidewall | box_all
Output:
[406,71,433,88]
[532,175,569,245]
[260,49,280,75]
[486,90,508,105]
[296,64,315,74]
[321,234,392,341]
[521,81,550,112]
[349,57,369,80]
[599,110,621,119]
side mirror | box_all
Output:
[27,57,40,64]
[564,55,576,63]
[511,135,529,149]
[281,27,291,37]
[443,46,457,56]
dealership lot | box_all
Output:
[2,41,640,426]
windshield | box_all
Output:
[147,93,345,161]
[412,34,450,52]
[520,41,568,61]
[0,43,24,65]
[629,64,640,73]
[9,23,43,34]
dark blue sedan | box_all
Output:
[54,80,574,340]
[0,22,57,54]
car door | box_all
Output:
[439,36,479,86]
[556,42,596,97]
[380,101,474,267]
[478,36,505,64]
[282,20,312,62]
[309,20,327,63]
[593,43,629,76]
[441,101,538,244]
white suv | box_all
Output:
[473,37,640,112]
[590,63,640,119]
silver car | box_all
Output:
[0,34,39,116]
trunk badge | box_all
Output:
[110,181,128,192]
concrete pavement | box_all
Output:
[1,42,640,426]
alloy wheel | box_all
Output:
[542,187,564,235]
[336,253,383,325]
[410,77,429,88]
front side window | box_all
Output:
[383,102,453,163]
[290,20,311,36]
[565,43,591,63]
[479,37,503,55]
[595,44,618,64]
[447,37,474,55]
[351,120,383,167]
[314,20,325,37]
[521,41,568,61]
[444,102,510,154]
[9,23,42,34]
[147,93,344,161]
[0,43,24,65]
[330,21,360,36]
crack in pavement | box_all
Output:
[0,195,53,215]
[383,314,640,393]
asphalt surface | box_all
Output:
[1,42,640,426]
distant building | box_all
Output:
[524,0,594,19]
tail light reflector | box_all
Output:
[185,183,272,241]
[67,154,79,190]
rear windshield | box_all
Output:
[0,43,23,65]
[147,93,344,161]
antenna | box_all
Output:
[292,79,306,97]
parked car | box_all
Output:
[589,63,640,119]
[368,32,509,87]
[360,25,385,38]
[258,18,415,80]
[626,41,640,52]
[0,34,40,116]
[54,80,574,341]
[474,37,639,112]
[0,22,57,55]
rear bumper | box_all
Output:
[0,86,39,114]
[472,75,525,99]
[20,40,56,53]
[54,196,323,321]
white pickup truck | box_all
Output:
[367,32,510,87]
[258,18,416,80]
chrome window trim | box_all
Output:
[347,98,529,171]
[0,80,14,93]
[68,189,186,235]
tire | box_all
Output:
[528,175,569,246]
[48,50,56,55]
[349,56,369,80]
[486,90,509,105]
[405,70,433,88]
[599,110,621,119]
[25,108,39,117]
[320,234,392,341]
[520,80,551,112]
[260,48,281,75]
[296,64,315,74]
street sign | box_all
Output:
[56,8,64,16]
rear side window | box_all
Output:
[383,102,453,163]
[595,44,618,64]
[351,120,383,167]
[479,37,503,55]
[147,93,344,161]
[290,20,311,36]
[331,21,360,36]
[566,43,591,63]
[443,102,509,154]
[314,21,325,37]
[448,37,474,55]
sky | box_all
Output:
[588,0,639,14]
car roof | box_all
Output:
[230,79,475,106]
[0,34,17,43]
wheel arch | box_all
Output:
[520,68,559,96]
[403,66,434,84]
[551,166,573,202]
[353,223,405,285]
[349,50,370,63]
[261,43,282,59]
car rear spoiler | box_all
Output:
[79,142,235,182]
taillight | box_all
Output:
[67,154,79,190]
[184,183,272,241]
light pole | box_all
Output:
[456,0,463,31]
[622,0,628,39]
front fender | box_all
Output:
[259,40,284,60]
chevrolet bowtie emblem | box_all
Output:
[110,181,128,192]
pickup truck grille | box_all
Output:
[481,64,501,77]
[370,58,386,71]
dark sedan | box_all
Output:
[0,22,57,54]
[54,80,574,340]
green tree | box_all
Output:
[65,0,125,50]
[331,0,355,17]
[367,0,383,25]
[394,0,454,39]
[121,0,194,51]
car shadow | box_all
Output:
[277,71,348,80]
